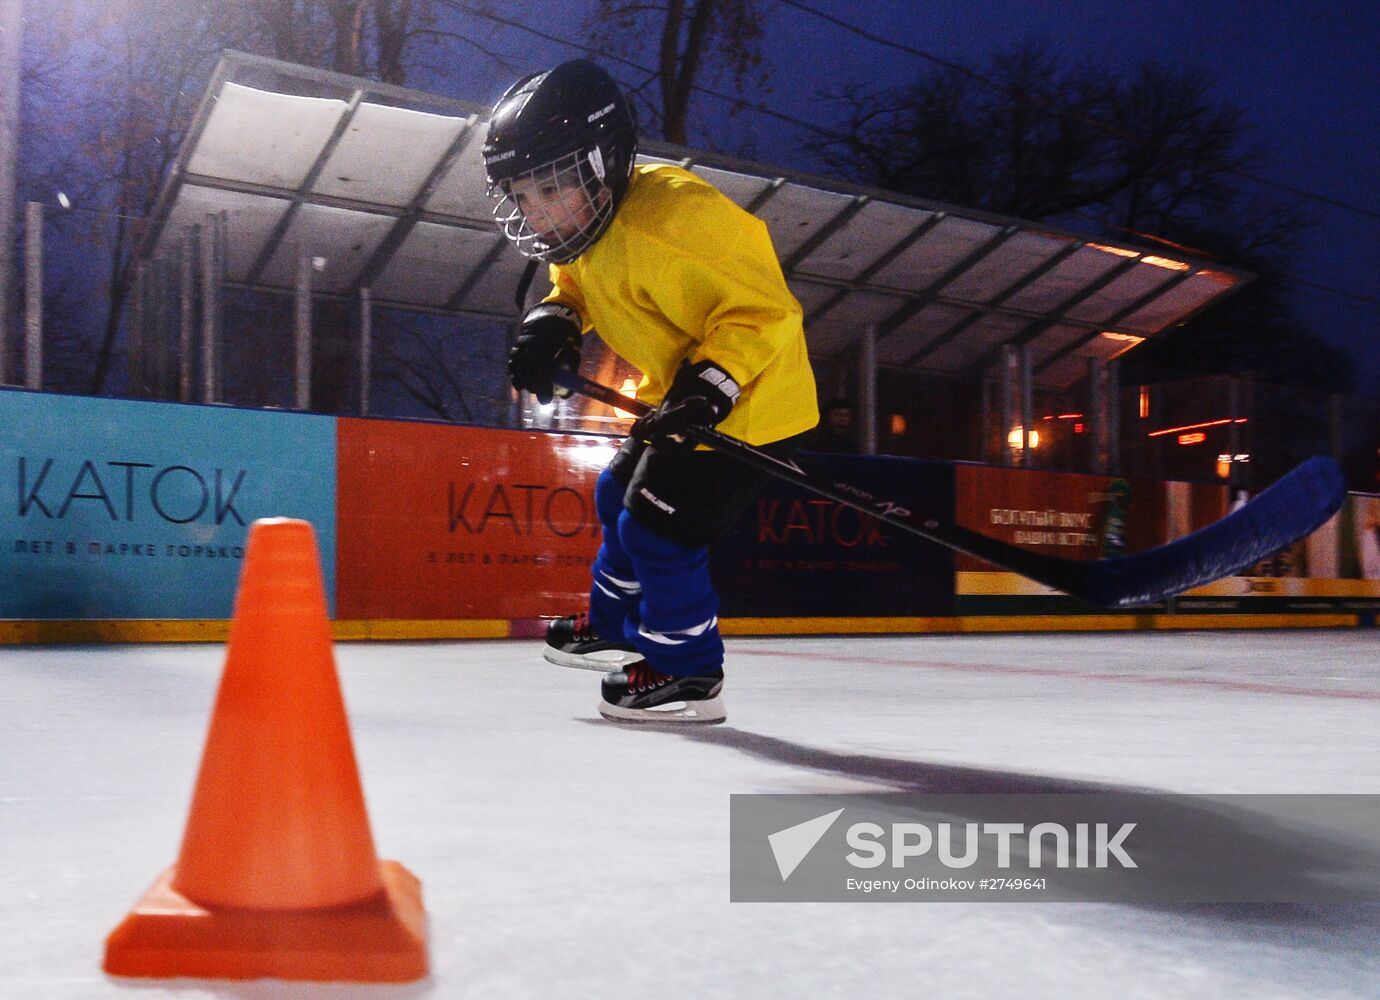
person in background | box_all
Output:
[809,398,859,453]
[1359,502,1380,580]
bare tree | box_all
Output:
[812,43,1276,232]
[371,311,515,423]
[20,0,455,398]
[21,2,230,394]
[811,41,1344,390]
[585,0,771,144]
[233,0,442,83]
[9,0,90,386]
[20,1,655,412]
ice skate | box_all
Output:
[598,660,726,724]
[543,611,640,671]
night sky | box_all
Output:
[14,2,1375,395]
[444,1,1378,395]
[761,0,1379,393]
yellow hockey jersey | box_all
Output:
[546,164,818,446]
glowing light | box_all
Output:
[1199,268,1237,286]
[890,413,907,435]
[563,440,621,472]
[1178,432,1207,445]
[1007,427,1039,450]
[1100,331,1145,358]
[1142,255,1192,272]
[613,377,639,419]
[1088,242,1139,258]
[1147,417,1246,438]
[1216,452,1251,478]
[1139,387,1150,419]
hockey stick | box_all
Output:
[553,370,1346,608]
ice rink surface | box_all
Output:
[4,628,1379,999]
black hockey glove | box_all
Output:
[632,359,740,446]
[508,303,582,404]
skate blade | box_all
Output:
[543,646,641,672]
[598,695,727,725]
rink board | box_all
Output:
[335,418,607,620]
[0,389,1374,638]
[0,391,337,620]
[713,451,957,618]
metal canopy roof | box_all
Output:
[141,51,1250,390]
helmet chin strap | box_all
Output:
[515,259,540,311]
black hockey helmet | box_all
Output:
[482,60,639,263]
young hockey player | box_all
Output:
[483,59,818,723]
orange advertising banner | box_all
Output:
[337,419,613,619]
[952,466,1228,573]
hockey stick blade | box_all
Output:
[1080,455,1343,607]
[553,371,1345,608]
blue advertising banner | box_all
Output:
[0,391,336,619]
[713,452,956,617]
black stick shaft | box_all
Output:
[553,370,1344,609]
[554,369,1094,599]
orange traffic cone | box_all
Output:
[104,518,427,982]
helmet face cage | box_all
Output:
[487,147,617,264]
